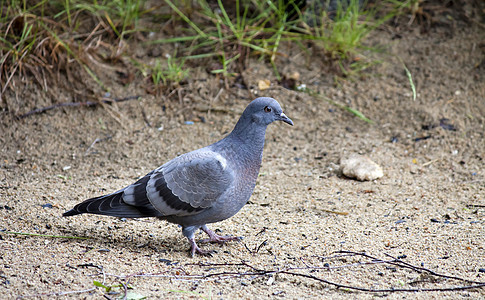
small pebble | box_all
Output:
[41,203,53,209]
[159,258,173,265]
[340,154,384,181]
[296,84,306,90]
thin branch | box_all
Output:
[16,251,485,298]
[336,250,485,284]
[280,270,485,293]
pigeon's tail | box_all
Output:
[63,191,162,218]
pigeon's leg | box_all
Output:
[183,225,214,257]
[200,225,241,244]
[188,237,214,257]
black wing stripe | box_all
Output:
[153,175,204,213]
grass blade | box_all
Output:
[402,63,416,101]
[164,0,206,38]
[302,87,374,123]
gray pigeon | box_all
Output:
[63,97,293,256]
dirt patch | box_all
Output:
[1,10,484,300]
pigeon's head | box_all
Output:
[245,97,293,127]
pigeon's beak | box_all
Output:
[279,112,293,126]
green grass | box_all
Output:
[157,0,399,77]
[0,0,150,97]
[93,280,147,299]
[1,0,412,119]
[158,0,304,79]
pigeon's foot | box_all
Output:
[189,237,214,257]
[200,225,241,244]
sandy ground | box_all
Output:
[1,9,484,300]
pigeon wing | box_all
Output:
[146,150,235,216]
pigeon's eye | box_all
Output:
[264,106,272,113]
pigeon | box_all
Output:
[63,97,293,256]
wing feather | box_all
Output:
[146,150,234,215]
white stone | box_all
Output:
[340,154,384,181]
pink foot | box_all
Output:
[200,225,241,244]
[189,238,214,257]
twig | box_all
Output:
[208,88,224,120]
[280,270,485,293]
[300,256,394,271]
[467,204,485,208]
[337,250,485,284]
[321,209,349,216]
[84,136,112,156]
[255,227,267,236]
[16,95,141,119]
[255,239,268,253]
[422,158,439,167]
[243,242,253,254]
[120,282,128,300]
[18,251,485,298]
[383,253,483,284]
[94,261,485,293]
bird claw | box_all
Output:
[190,244,215,257]
[189,237,215,257]
[187,226,242,256]
[200,225,242,244]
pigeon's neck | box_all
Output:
[223,119,267,159]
